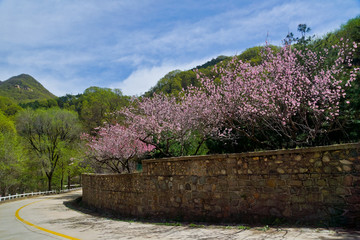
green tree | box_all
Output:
[56,94,82,112]
[237,45,280,65]
[0,96,22,117]
[79,87,130,131]
[53,145,90,190]
[296,24,312,45]
[0,111,22,196]
[16,108,82,190]
[284,23,314,51]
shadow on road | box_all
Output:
[62,196,360,240]
[53,192,81,201]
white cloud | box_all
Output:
[111,65,175,96]
[110,57,222,96]
[116,0,359,59]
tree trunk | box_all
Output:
[47,174,53,191]
[60,169,64,191]
[67,171,71,190]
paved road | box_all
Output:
[0,190,359,240]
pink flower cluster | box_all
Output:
[191,41,358,145]
[120,92,221,156]
[82,124,154,173]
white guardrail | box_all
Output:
[0,187,82,202]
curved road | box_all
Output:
[0,190,359,240]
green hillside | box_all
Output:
[0,74,56,102]
[144,56,230,97]
[143,46,278,97]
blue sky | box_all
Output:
[0,0,359,96]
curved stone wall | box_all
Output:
[82,143,360,226]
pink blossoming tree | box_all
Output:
[82,124,154,173]
[120,92,222,157]
[192,40,359,148]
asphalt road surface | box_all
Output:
[0,190,359,240]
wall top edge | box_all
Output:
[82,172,141,176]
[142,142,360,164]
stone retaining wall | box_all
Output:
[82,143,360,226]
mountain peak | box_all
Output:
[0,74,56,102]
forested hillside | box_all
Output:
[144,45,282,97]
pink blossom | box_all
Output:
[190,41,358,146]
[82,124,155,173]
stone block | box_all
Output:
[267,179,276,188]
[315,161,323,167]
[291,195,306,203]
[303,180,313,186]
[289,180,302,186]
[323,195,346,204]
[335,187,348,195]
[322,155,331,162]
[316,179,327,186]
[344,176,353,186]
[324,166,332,173]
[345,195,360,204]
[343,165,352,172]
[340,160,353,165]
